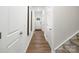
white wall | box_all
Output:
[45,6,79,52]
[0,7,8,51]
[41,9,47,32]
[8,7,26,34]
[45,7,54,52]
[76,7,79,30]
[53,6,79,50]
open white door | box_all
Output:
[0,6,27,52]
[0,7,8,52]
[6,6,26,52]
[35,17,42,29]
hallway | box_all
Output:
[0,6,79,53]
[26,30,51,53]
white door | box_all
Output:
[35,18,42,29]
[0,7,8,52]
[6,6,26,52]
[0,6,27,53]
[0,6,27,52]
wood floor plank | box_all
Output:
[26,30,51,53]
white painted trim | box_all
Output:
[44,33,53,53]
[44,32,48,42]
[24,29,35,52]
[54,30,79,51]
[8,38,19,48]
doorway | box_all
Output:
[35,17,42,30]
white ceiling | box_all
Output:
[30,6,46,11]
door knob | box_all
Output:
[49,28,52,30]
[19,32,23,35]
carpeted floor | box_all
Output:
[56,33,79,53]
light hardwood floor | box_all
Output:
[26,30,51,53]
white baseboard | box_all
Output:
[44,33,48,42]
[54,30,79,51]
[25,29,35,52]
[44,33,53,53]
